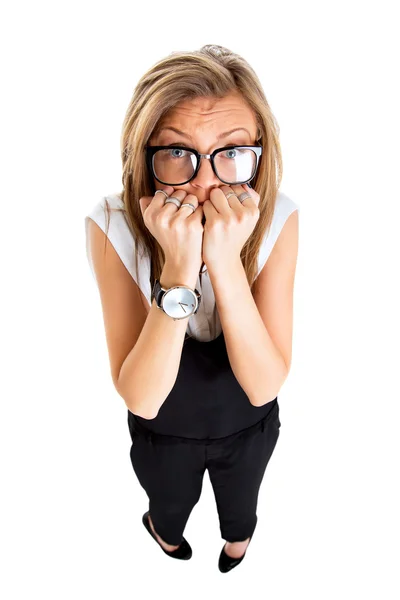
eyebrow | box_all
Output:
[157,126,252,141]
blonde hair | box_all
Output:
[103,44,283,336]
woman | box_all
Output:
[85,44,299,573]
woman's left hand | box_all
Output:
[202,183,260,270]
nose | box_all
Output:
[190,155,221,197]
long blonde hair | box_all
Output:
[103,44,283,329]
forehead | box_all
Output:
[158,93,257,132]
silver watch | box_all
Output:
[151,279,202,321]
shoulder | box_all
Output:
[84,193,152,301]
[269,190,300,233]
[85,192,127,234]
[257,191,300,275]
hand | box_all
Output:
[202,183,260,269]
[139,186,204,275]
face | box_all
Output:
[148,92,259,204]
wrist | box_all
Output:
[161,264,199,290]
[206,256,243,276]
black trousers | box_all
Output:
[128,403,281,545]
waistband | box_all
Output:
[128,401,279,446]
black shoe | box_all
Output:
[218,535,252,573]
[142,511,192,560]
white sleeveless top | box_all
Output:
[85,191,299,342]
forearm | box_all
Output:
[208,258,288,407]
[118,265,198,419]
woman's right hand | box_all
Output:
[139,186,204,274]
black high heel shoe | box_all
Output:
[218,534,253,573]
[142,511,192,560]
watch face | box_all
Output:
[162,286,198,319]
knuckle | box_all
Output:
[188,219,199,231]
[156,214,169,228]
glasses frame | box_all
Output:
[144,144,263,186]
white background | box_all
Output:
[1,0,399,598]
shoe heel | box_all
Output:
[142,511,192,560]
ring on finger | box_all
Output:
[155,189,169,200]
[164,196,182,208]
[238,192,251,203]
[180,203,196,213]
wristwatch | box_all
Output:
[151,279,202,321]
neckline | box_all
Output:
[186,331,224,344]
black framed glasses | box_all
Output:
[144,144,263,186]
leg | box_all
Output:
[147,513,180,552]
[130,434,206,546]
[207,416,280,552]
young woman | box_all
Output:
[85,44,299,573]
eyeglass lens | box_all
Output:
[152,147,257,184]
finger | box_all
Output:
[214,185,242,213]
[230,184,259,209]
[202,199,215,219]
[163,188,190,214]
[139,195,153,216]
[139,186,174,215]
[152,186,175,209]
[179,193,199,218]
[243,183,260,207]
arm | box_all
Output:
[88,217,197,420]
[207,210,299,407]
[118,263,198,419]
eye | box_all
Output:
[220,147,247,159]
[167,148,188,158]
[223,148,237,159]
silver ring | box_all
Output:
[164,197,182,208]
[155,189,169,200]
[180,203,196,213]
[225,192,236,200]
[238,192,251,203]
